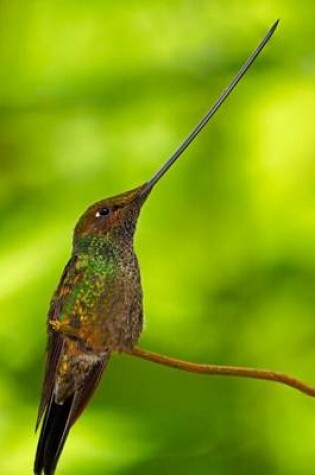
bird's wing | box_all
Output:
[35,255,82,429]
[35,254,111,474]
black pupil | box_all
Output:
[99,207,110,216]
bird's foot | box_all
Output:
[49,319,79,338]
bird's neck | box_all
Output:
[74,233,134,260]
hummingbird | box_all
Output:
[34,20,278,475]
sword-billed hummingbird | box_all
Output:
[34,20,279,475]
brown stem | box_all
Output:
[126,346,315,398]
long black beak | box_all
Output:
[139,19,279,198]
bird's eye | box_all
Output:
[95,207,111,218]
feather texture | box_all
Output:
[34,356,108,475]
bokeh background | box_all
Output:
[0,1,315,474]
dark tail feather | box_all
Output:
[34,395,73,475]
[34,357,109,475]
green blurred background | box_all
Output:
[0,1,315,474]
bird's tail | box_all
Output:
[34,352,109,475]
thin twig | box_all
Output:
[126,347,315,398]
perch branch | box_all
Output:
[126,346,315,399]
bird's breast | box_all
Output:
[62,250,143,354]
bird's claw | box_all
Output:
[49,319,73,335]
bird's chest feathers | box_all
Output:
[57,245,143,352]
